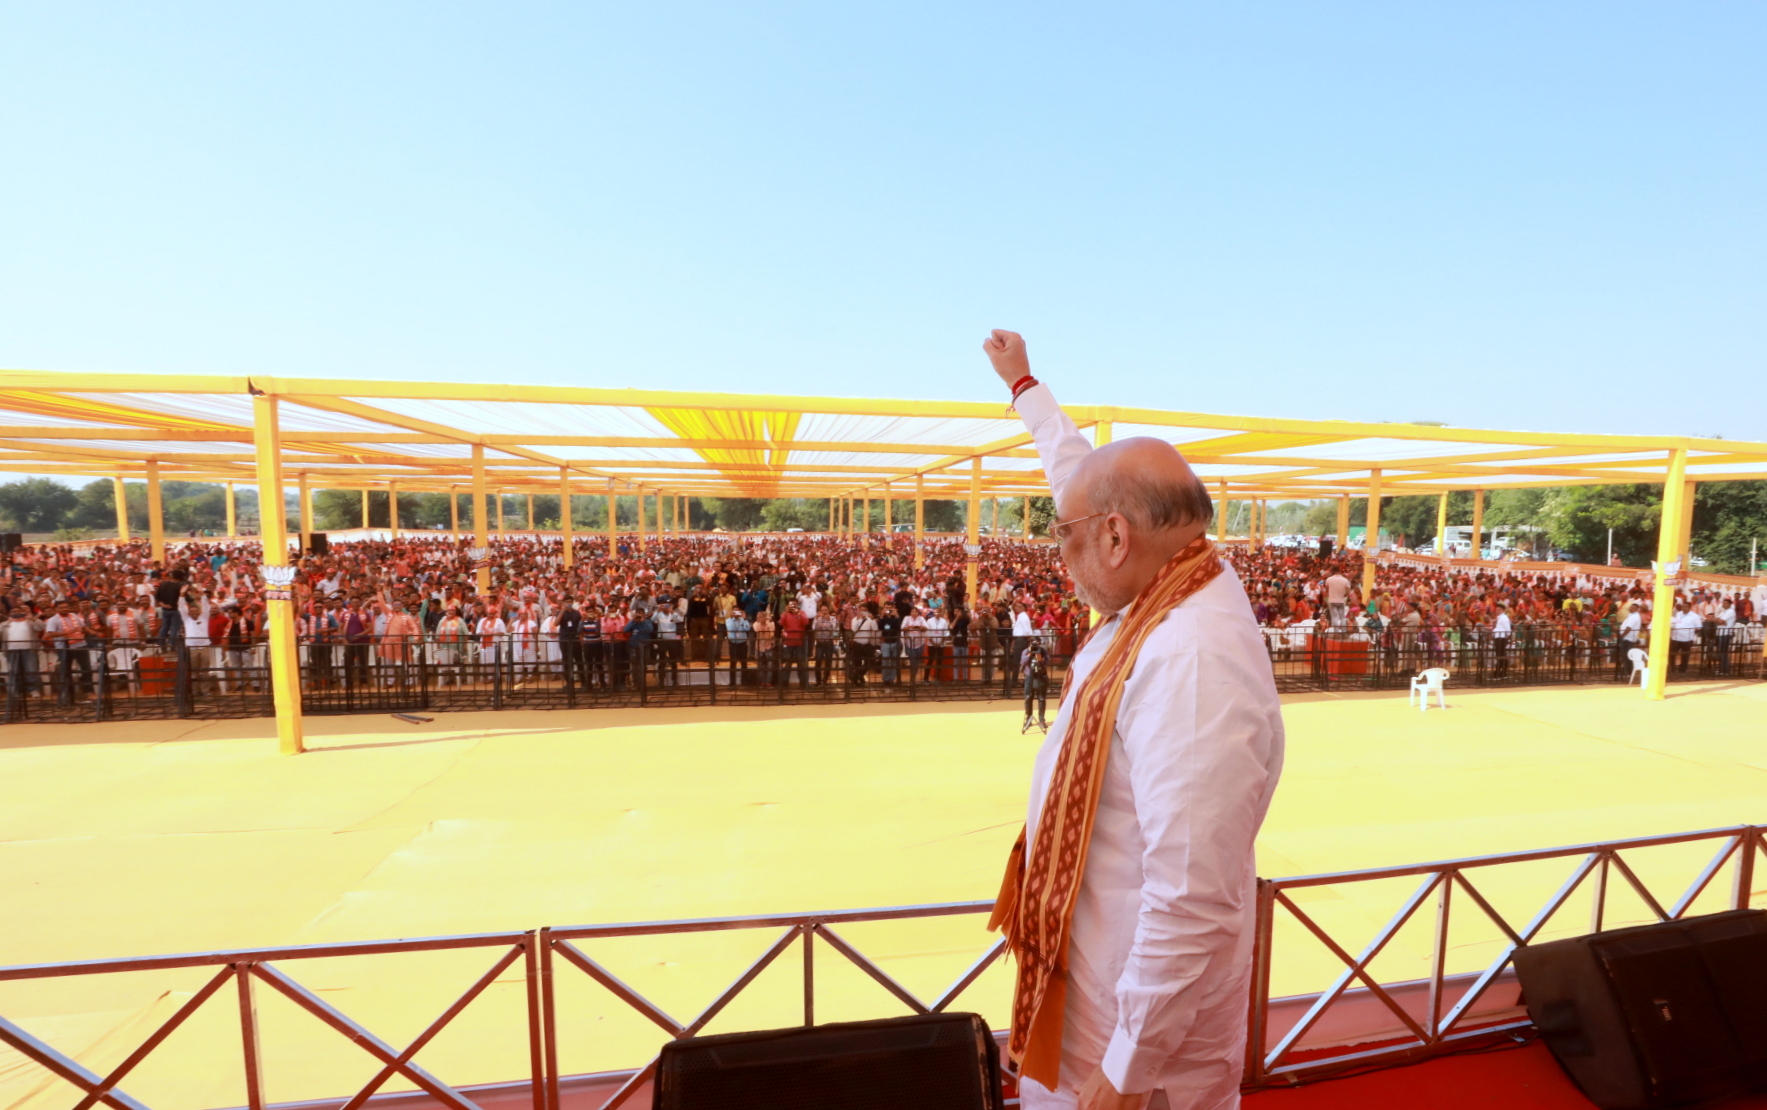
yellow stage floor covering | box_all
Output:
[3,682,1765,1108]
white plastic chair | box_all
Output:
[108,645,140,691]
[1627,647,1649,686]
[1409,667,1449,710]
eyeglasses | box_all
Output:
[1051,512,1106,543]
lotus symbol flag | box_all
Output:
[261,564,298,601]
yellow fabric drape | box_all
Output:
[645,407,802,498]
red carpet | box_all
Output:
[1242,1042,1767,1109]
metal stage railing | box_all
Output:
[0,902,1001,1110]
[7,826,1763,1107]
[1243,824,1763,1087]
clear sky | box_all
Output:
[2,3,1762,441]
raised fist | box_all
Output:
[982,329,1031,388]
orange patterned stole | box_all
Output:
[988,536,1223,1087]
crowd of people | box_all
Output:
[1,529,1761,712]
[1225,542,1764,677]
[0,532,1090,722]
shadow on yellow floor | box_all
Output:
[1,682,1763,1107]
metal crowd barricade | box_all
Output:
[1261,622,1764,694]
[5,620,1759,724]
[1242,825,1763,1087]
[2,638,275,724]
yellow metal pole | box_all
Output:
[113,476,130,541]
[297,471,311,552]
[862,491,870,548]
[145,459,166,565]
[527,492,535,532]
[1361,470,1383,598]
[361,488,369,530]
[636,489,647,552]
[449,486,459,539]
[497,491,506,537]
[1436,493,1449,559]
[883,485,891,537]
[225,482,236,538]
[251,395,304,756]
[915,474,926,569]
[1095,421,1113,447]
[472,445,490,594]
[1215,482,1227,541]
[606,488,617,556]
[1645,449,1689,701]
[389,482,399,539]
[966,458,982,604]
[560,468,574,569]
[1470,490,1485,562]
[1676,479,1697,559]
[1336,495,1349,552]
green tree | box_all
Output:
[1536,485,1660,565]
[759,498,833,531]
[68,479,122,531]
[1692,481,1767,574]
[1301,501,1337,535]
[691,497,749,530]
[0,478,78,532]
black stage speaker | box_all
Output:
[306,532,329,556]
[654,1012,1004,1110]
[1514,908,1767,1109]
[0,533,22,552]
[1317,537,1334,559]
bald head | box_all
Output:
[1059,438,1215,613]
[1067,437,1214,537]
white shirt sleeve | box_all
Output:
[1012,383,1095,507]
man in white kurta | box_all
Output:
[989,333,1285,1110]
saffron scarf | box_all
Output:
[988,535,1224,1087]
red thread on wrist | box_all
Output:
[1010,375,1039,401]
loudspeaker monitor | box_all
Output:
[655,1011,1003,1110]
[1514,908,1767,1109]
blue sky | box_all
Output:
[2,2,1762,441]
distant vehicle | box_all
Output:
[890,523,916,533]
[1418,538,1477,557]
[785,527,805,533]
